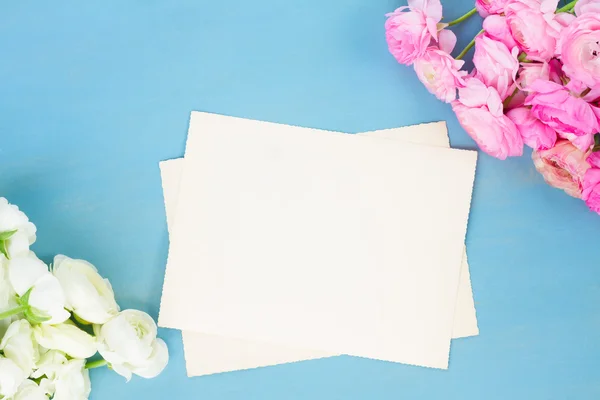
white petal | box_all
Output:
[34,323,97,359]
[0,201,31,233]
[52,360,90,400]
[13,379,48,400]
[6,232,31,259]
[28,275,69,324]
[30,350,67,381]
[52,255,119,324]
[110,362,133,382]
[0,357,27,398]
[0,320,37,375]
[131,338,169,379]
[8,254,48,296]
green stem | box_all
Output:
[85,359,108,369]
[447,8,478,27]
[0,305,28,320]
[592,134,600,152]
[580,87,592,97]
[503,87,520,109]
[556,0,577,12]
[456,29,484,60]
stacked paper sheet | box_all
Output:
[158,112,478,376]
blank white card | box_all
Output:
[160,122,478,377]
[159,112,477,369]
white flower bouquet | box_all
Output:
[0,198,168,399]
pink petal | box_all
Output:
[438,29,457,53]
[540,0,560,14]
[409,0,443,21]
[574,0,600,15]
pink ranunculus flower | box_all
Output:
[505,0,563,61]
[582,168,600,213]
[476,0,511,16]
[483,15,519,50]
[413,33,467,103]
[532,140,592,198]
[385,0,443,65]
[525,79,600,139]
[452,77,523,159]
[516,62,550,91]
[557,13,600,88]
[473,36,520,99]
[506,107,557,150]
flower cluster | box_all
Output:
[385,0,600,214]
[0,198,168,399]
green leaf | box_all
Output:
[0,230,17,241]
[24,307,51,324]
[0,240,9,260]
[18,287,33,307]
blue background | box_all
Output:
[1,1,599,399]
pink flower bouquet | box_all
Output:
[385,0,600,214]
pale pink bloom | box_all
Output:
[557,13,600,88]
[452,77,523,159]
[516,62,550,91]
[582,168,600,213]
[476,0,511,16]
[473,36,520,99]
[414,44,467,103]
[532,140,591,198]
[385,0,443,65]
[505,0,563,61]
[575,0,600,15]
[525,79,600,138]
[558,132,595,152]
[506,107,557,150]
[483,15,519,50]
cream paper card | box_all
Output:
[159,112,477,370]
[159,122,478,377]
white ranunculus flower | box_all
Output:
[52,255,119,324]
[94,310,169,381]
[30,350,67,381]
[30,350,69,398]
[51,359,91,400]
[0,258,19,339]
[33,322,97,359]
[8,254,70,325]
[0,198,37,259]
[13,380,48,400]
[0,356,27,399]
[0,320,38,375]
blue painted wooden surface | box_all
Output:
[1,1,599,399]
